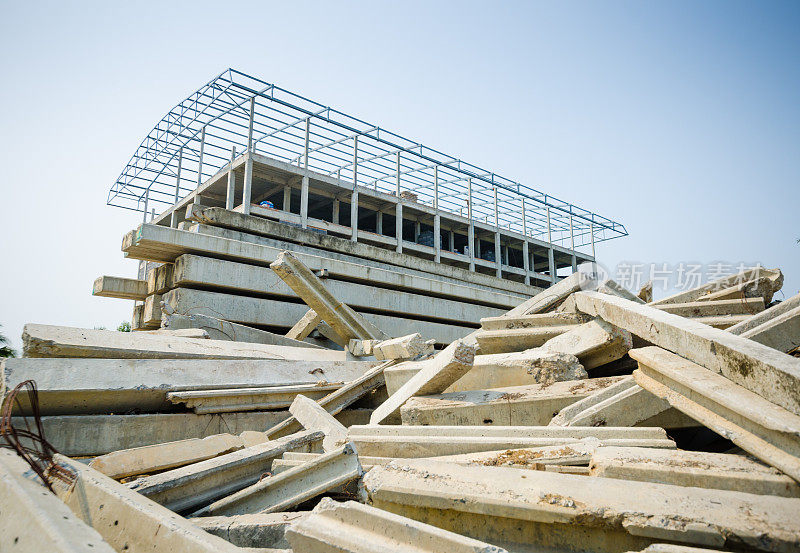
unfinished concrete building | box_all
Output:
[101,69,627,343]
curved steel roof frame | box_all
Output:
[108,68,628,250]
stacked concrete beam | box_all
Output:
[92,275,148,301]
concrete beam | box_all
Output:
[385,349,586,395]
[372,333,434,361]
[92,275,148,301]
[48,454,243,553]
[479,311,589,331]
[475,324,578,354]
[541,318,633,370]
[347,425,675,457]
[290,394,348,452]
[194,443,363,516]
[285,497,506,553]
[128,430,323,514]
[191,512,303,549]
[575,291,800,415]
[0,450,116,553]
[3,357,373,415]
[17,410,370,457]
[168,383,343,414]
[21,323,345,360]
[739,306,800,353]
[631,346,800,482]
[423,438,602,468]
[370,340,476,424]
[266,361,394,440]
[589,446,800,497]
[286,309,322,341]
[728,291,800,335]
[653,297,765,317]
[363,458,800,552]
[400,376,628,426]
[597,279,646,304]
[163,312,320,348]
[271,250,389,341]
[695,276,774,304]
[649,267,782,306]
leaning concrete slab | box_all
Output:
[271,250,389,341]
[191,512,305,549]
[474,324,578,354]
[738,306,800,353]
[649,267,783,306]
[266,361,395,440]
[505,271,596,316]
[286,309,323,341]
[589,446,800,497]
[729,291,800,335]
[575,291,800,415]
[167,383,343,414]
[653,297,765,317]
[385,349,586,395]
[128,430,323,514]
[285,497,506,553]
[290,394,348,452]
[163,312,320,348]
[3,357,373,415]
[597,279,646,304]
[347,425,675,457]
[89,433,246,479]
[695,276,773,304]
[400,376,627,426]
[363,459,800,552]
[370,340,475,424]
[21,323,345,360]
[194,443,363,516]
[631,346,800,482]
[540,318,633,370]
[92,275,148,301]
[479,311,589,331]
[48,454,243,553]
[0,449,116,553]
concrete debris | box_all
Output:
[7,198,799,553]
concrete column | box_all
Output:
[523,241,530,285]
[414,220,420,243]
[242,97,255,216]
[546,206,552,244]
[170,148,183,228]
[467,178,475,272]
[332,199,340,224]
[548,248,556,283]
[300,176,309,229]
[142,188,149,223]
[225,147,236,210]
[283,186,292,213]
[572,255,578,273]
[395,202,403,253]
[433,214,441,262]
[569,212,575,251]
[376,211,383,235]
[351,137,358,242]
[303,118,310,168]
[196,126,206,189]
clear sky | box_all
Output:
[1,1,798,352]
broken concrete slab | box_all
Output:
[729,291,800,335]
[423,438,602,468]
[89,433,247,479]
[385,349,586,395]
[400,376,627,426]
[650,267,783,306]
[370,340,475,424]
[163,312,321,348]
[92,275,148,301]
[285,497,507,553]
[167,383,343,414]
[631,346,800,482]
[589,446,800,497]
[271,250,389,341]
[505,271,596,316]
[548,376,694,428]
[290,394,348,452]
[479,311,589,331]
[128,430,323,514]
[695,276,774,304]
[637,281,653,303]
[372,333,434,361]
[540,318,633,370]
[286,309,323,341]
[194,443,363,516]
[738,305,800,353]
[3,357,374,415]
[347,425,675,457]
[191,512,305,549]
[266,361,395,440]
[575,291,800,415]
[21,323,345,360]
[598,279,646,304]
[363,458,800,552]
[474,324,578,354]
[0,449,116,553]
[653,297,765,317]
[348,339,379,357]
[48,453,243,553]
[140,328,210,339]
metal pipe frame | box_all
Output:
[108,68,627,251]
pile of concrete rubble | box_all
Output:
[2,255,800,553]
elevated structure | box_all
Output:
[108,69,626,287]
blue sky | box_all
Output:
[1,1,798,350]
